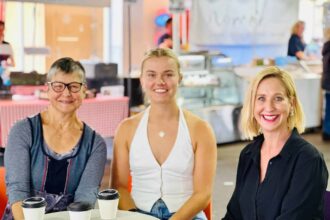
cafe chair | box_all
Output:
[127,175,212,220]
[0,167,7,218]
[325,191,330,220]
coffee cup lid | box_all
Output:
[67,202,93,212]
[21,197,46,208]
[97,189,119,200]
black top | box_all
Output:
[223,129,328,220]
[322,41,330,91]
[157,33,171,45]
[287,34,306,58]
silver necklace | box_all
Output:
[158,131,165,138]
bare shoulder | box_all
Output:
[183,110,216,150]
[183,109,212,131]
[115,111,144,141]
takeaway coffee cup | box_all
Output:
[97,189,120,219]
[67,202,93,220]
[21,197,46,220]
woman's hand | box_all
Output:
[12,201,24,220]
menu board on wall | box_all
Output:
[190,0,299,45]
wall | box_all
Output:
[4,2,104,73]
[6,0,110,7]
[189,0,300,65]
[45,4,103,68]
[5,2,46,72]
[122,0,168,75]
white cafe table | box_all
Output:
[44,209,159,220]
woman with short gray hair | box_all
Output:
[3,57,107,220]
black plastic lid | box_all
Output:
[97,189,120,200]
[21,197,46,208]
[67,202,93,212]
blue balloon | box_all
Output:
[155,13,170,27]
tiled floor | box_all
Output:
[101,129,330,219]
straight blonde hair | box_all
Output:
[291,20,305,35]
[140,48,182,77]
[324,28,330,42]
[240,66,305,140]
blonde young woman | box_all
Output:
[111,48,217,220]
[223,66,328,219]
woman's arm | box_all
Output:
[74,134,107,204]
[170,118,217,220]
[110,119,137,210]
[4,119,32,219]
[276,151,328,219]
[8,54,15,67]
[295,51,306,60]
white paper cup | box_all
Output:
[97,189,120,219]
[67,202,93,220]
[21,197,46,220]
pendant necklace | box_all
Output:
[158,131,166,138]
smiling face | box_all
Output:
[253,77,293,135]
[140,56,181,104]
[47,71,86,114]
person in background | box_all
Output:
[158,18,173,49]
[223,66,328,219]
[111,48,217,220]
[288,21,308,60]
[322,28,330,141]
[0,21,15,67]
[3,57,107,220]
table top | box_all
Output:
[44,209,158,220]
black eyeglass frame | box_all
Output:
[47,81,85,93]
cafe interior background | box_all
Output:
[0,0,329,218]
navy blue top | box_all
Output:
[287,34,306,59]
[322,41,330,91]
[223,129,328,220]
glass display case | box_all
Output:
[178,69,241,109]
[177,54,243,143]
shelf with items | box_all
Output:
[178,68,241,110]
[177,53,243,143]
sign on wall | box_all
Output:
[190,0,299,45]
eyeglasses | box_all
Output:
[47,81,84,93]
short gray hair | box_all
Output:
[47,57,86,82]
